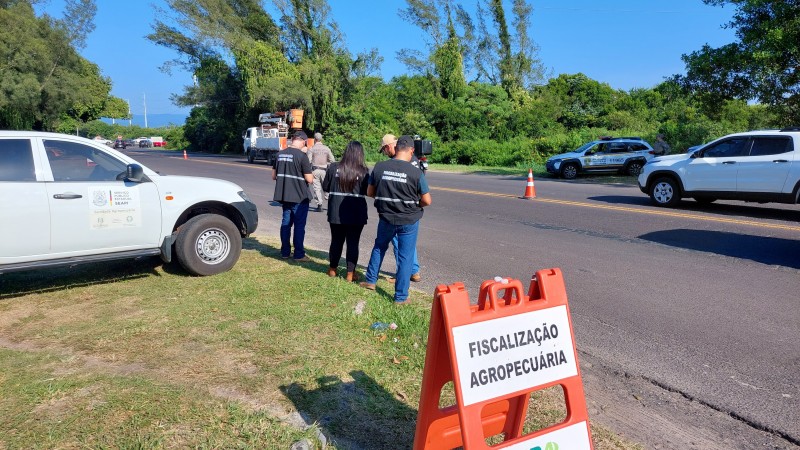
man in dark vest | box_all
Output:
[360,135,432,304]
[273,130,314,261]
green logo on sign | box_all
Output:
[531,443,558,450]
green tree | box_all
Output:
[0,0,114,130]
[679,0,800,123]
[432,14,467,100]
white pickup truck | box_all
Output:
[0,131,258,276]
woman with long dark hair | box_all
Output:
[322,140,369,281]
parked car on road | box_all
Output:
[638,128,800,207]
[546,137,655,179]
[139,139,152,148]
[113,138,127,149]
[0,131,258,276]
[150,136,166,148]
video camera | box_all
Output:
[413,134,432,159]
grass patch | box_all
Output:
[0,237,639,449]
[428,162,547,177]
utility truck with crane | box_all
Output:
[242,109,304,165]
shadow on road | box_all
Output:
[639,229,800,269]
[281,371,418,449]
[591,195,800,223]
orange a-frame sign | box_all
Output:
[413,268,593,449]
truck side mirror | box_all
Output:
[126,164,144,183]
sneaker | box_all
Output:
[293,256,312,262]
[359,282,376,290]
[410,273,421,282]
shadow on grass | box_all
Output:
[0,257,163,300]
[243,237,399,302]
[281,371,418,449]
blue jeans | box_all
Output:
[280,200,310,259]
[365,218,419,302]
[392,235,419,275]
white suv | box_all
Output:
[638,128,800,207]
[0,131,258,276]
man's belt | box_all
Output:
[313,165,326,170]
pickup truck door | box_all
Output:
[735,136,793,193]
[38,138,162,257]
[0,137,50,262]
[684,137,749,191]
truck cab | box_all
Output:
[0,131,258,276]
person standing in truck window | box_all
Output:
[322,140,369,282]
[273,130,314,262]
[308,132,335,212]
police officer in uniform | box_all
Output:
[273,130,314,261]
[360,135,432,305]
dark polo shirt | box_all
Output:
[369,158,429,225]
[273,147,312,203]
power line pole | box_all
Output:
[143,92,148,129]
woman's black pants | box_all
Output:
[328,223,365,272]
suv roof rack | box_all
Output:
[615,136,643,141]
[779,126,800,132]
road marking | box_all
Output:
[432,186,800,232]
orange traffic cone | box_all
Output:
[522,169,537,199]
[183,150,188,160]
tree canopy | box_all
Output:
[679,0,800,123]
[0,0,127,131]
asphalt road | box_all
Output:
[129,149,800,448]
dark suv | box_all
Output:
[113,139,127,149]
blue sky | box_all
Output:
[37,0,736,117]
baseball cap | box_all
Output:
[380,134,397,147]
[292,130,308,141]
[396,135,415,150]
[314,132,323,141]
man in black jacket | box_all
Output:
[361,135,432,304]
[273,131,314,261]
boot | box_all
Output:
[346,271,359,282]
[327,267,337,277]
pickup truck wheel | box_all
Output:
[247,148,255,164]
[649,177,680,207]
[560,163,578,179]
[626,161,644,176]
[175,214,242,276]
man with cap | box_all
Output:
[653,133,672,156]
[380,134,423,283]
[273,130,314,261]
[361,135,432,305]
[308,132,336,212]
